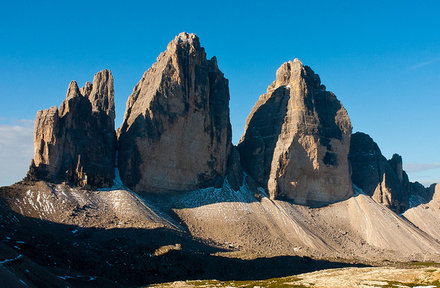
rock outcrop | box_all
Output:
[238,59,353,206]
[349,132,409,213]
[27,70,116,188]
[118,33,233,193]
[430,183,440,203]
[349,132,432,213]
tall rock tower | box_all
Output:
[238,59,353,206]
[27,70,116,188]
[118,33,233,193]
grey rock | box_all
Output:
[118,33,232,193]
[226,146,244,191]
[27,70,116,188]
[238,59,353,206]
[349,132,433,213]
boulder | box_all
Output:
[238,59,353,206]
[118,33,233,193]
[27,70,116,188]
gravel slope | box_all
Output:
[403,199,440,242]
[1,178,440,286]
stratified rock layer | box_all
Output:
[27,70,116,188]
[238,59,353,206]
[118,33,232,193]
[349,132,432,213]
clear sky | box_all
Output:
[0,0,439,187]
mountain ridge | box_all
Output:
[0,32,438,287]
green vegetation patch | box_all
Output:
[382,280,440,287]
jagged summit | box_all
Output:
[238,60,353,206]
[274,58,303,86]
[349,131,436,213]
[87,69,115,118]
[61,70,114,117]
[27,69,116,188]
[1,33,440,287]
[65,81,81,99]
[118,32,235,194]
[170,32,201,49]
[272,59,327,92]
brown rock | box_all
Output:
[238,59,353,206]
[27,70,116,188]
[432,183,440,203]
[118,33,232,193]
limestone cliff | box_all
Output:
[27,70,116,188]
[118,33,234,193]
[349,132,432,213]
[238,59,353,206]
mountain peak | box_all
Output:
[118,33,235,193]
[65,81,81,99]
[27,70,116,188]
[175,32,199,43]
[166,32,201,53]
[88,69,115,119]
[238,60,353,206]
[274,58,323,90]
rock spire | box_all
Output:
[118,33,234,193]
[27,70,116,188]
[238,59,353,206]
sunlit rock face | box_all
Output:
[118,33,233,193]
[238,59,353,206]
[432,184,440,203]
[27,70,116,188]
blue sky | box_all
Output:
[0,0,439,186]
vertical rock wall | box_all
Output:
[118,33,233,193]
[27,70,116,188]
[238,59,353,206]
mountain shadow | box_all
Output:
[0,193,364,287]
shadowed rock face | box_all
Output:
[238,59,353,206]
[349,133,408,212]
[349,132,432,213]
[27,70,116,188]
[118,33,232,193]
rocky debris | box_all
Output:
[349,132,433,213]
[1,181,176,230]
[118,32,232,193]
[237,59,353,206]
[141,177,440,263]
[403,183,440,242]
[27,70,116,188]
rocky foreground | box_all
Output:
[1,179,439,287]
[0,33,439,287]
[151,266,440,288]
